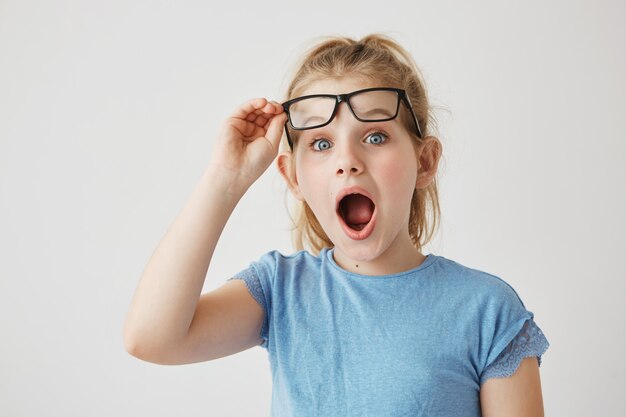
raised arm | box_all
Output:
[123,98,287,364]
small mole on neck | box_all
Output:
[355,264,359,268]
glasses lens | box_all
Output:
[288,97,336,129]
[350,90,400,121]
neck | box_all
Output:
[332,235,427,276]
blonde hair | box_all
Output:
[282,34,441,255]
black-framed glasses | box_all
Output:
[281,87,423,149]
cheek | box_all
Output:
[379,154,417,188]
[379,154,418,198]
[295,159,329,207]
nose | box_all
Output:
[333,104,365,176]
[336,157,363,176]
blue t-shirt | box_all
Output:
[228,248,549,416]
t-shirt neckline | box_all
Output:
[324,247,438,279]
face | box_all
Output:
[279,77,427,274]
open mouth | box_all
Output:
[338,193,376,231]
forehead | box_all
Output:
[298,77,382,97]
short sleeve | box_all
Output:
[480,318,549,385]
[227,251,280,350]
[228,267,269,349]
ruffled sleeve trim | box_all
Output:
[228,267,269,349]
[480,318,549,385]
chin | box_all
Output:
[334,239,388,263]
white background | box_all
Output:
[1,0,624,415]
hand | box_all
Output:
[208,98,288,189]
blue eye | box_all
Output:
[365,132,388,145]
[312,138,332,151]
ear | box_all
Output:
[276,151,305,201]
[414,136,442,189]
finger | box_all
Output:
[253,114,271,127]
[227,117,264,139]
[229,98,269,119]
[265,112,288,150]
[245,103,282,124]
[252,102,282,121]
[262,105,286,130]
[268,100,285,114]
[230,112,276,138]
[246,111,272,126]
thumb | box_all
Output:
[265,112,288,151]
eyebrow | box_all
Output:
[359,108,394,118]
[301,115,327,126]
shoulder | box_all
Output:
[252,248,323,267]
[244,248,325,280]
[433,256,542,375]
[432,255,529,312]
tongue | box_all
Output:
[342,194,374,228]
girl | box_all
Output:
[124,34,549,416]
